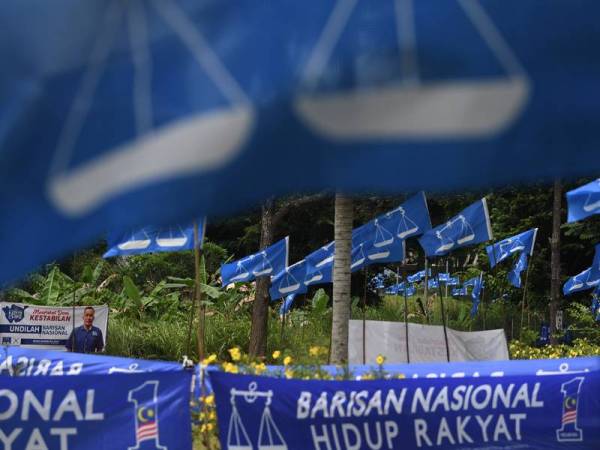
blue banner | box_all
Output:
[270,259,308,300]
[567,179,600,223]
[0,346,183,376]
[1,371,191,449]
[103,219,205,257]
[221,237,289,286]
[2,1,600,285]
[419,199,493,257]
[408,269,431,283]
[304,242,336,287]
[210,363,600,450]
[508,252,528,288]
[486,228,538,268]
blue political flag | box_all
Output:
[304,242,335,287]
[270,259,308,300]
[508,252,529,288]
[563,244,600,295]
[470,275,484,317]
[463,277,478,288]
[567,179,600,223]
[279,294,296,317]
[407,269,431,283]
[438,272,450,282]
[451,287,468,297]
[2,1,600,285]
[427,278,439,290]
[103,219,205,258]
[447,276,460,286]
[221,237,289,286]
[486,228,538,268]
[418,199,493,257]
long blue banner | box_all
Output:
[1,371,192,449]
[211,363,600,450]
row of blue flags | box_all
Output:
[103,219,206,258]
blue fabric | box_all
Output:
[567,179,600,223]
[419,199,493,257]
[279,294,296,317]
[508,252,528,288]
[486,228,538,268]
[270,259,308,300]
[563,244,600,295]
[210,360,600,450]
[1,371,192,449]
[427,278,439,289]
[407,269,431,283]
[451,287,468,297]
[103,219,204,257]
[470,276,484,317]
[447,276,460,286]
[2,1,600,285]
[65,325,104,353]
[221,237,289,286]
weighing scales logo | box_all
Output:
[2,304,27,323]
[227,381,288,450]
[128,380,167,450]
[556,377,584,442]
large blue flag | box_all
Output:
[103,219,205,257]
[269,259,308,300]
[486,228,538,268]
[221,237,289,286]
[567,179,600,223]
[3,2,600,285]
[508,252,529,288]
[419,199,493,257]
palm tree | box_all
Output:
[330,193,353,363]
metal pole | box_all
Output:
[71,288,76,352]
[434,259,450,362]
[445,258,449,299]
[423,259,429,310]
[402,263,410,363]
[362,268,368,364]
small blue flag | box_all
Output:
[451,287,468,297]
[269,259,307,300]
[279,294,296,317]
[508,252,529,288]
[418,199,493,257]
[470,275,484,317]
[304,242,335,287]
[563,244,600,295]
[437,272,450,282]
[221,237,289,286]
[567,179,600,223]
[428,278,439,290]
[486,228,538,268]
[103,220,205,257]
[407,269,431,283]
[447,276,460,286]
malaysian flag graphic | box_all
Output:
[562,396,578,425]
[136,405,158,442]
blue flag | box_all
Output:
[2,1,600,286]
[407,269,431,283]
[279,294,296,317]
[470,275,484,317]
[304,242,335,287]
[567,179,600,223]
[103,219,205,257]
[486,228,538,268]
[563,244,600,295]
[451,287,468,297]
[221,237,289,286]
[269,259,308,300]
[447,276,460,286]
[428,278,439,290]
[418,199,493,257]
[508,252,529,288]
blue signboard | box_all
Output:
[103,219,205,257]
[486,228,538,268]
[567,179,600,223]
[1,371,192,450]
[2,1,600,285]
[221,237,289,286]
[210,364,600,450]
[419,199,493,257]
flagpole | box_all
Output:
[423,259,429,311]
[193,220,206,361]
[445,258,449,299]
[402,262,410,363]
[362,268,368,364]
[520,258,533,340]
[433,258,451,362]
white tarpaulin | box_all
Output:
[0,302,108,350]
[349,320,508,364]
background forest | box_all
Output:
[2,178,600,363]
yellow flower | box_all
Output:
[223,362,239,374]
[376,354,386,365]
[272,350,281,359]
[202,354,217,365]
[309,346,320,357]
[283,356,293,366]
[206,423,214,431]
[255,362,267,374]
[228,347,241,361]
[204,394,215,406]
[285,369,294,379]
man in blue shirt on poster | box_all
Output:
[66,306,104,353]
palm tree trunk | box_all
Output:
[330,193,353,364]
